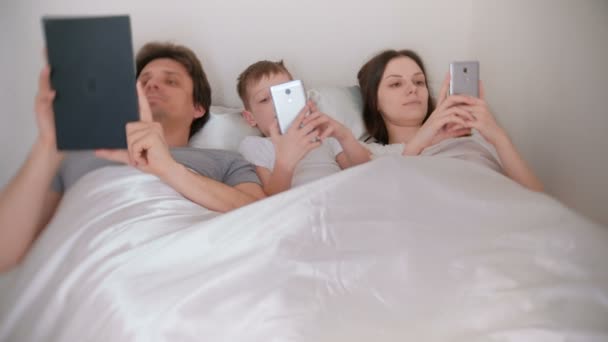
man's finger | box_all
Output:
[38,66,52,94]
[137,82,153,122]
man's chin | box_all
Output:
[150,108,167,122]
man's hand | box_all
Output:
[96,82,178,179]
[35,64,64,158]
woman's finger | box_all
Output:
[437,72,450,105]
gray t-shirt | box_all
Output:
[51,147,261,193]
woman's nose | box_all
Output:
[404,81,415,94]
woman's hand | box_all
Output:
[463,81,509,147]
[403,74,474,156]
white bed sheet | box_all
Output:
[1,156,606,342]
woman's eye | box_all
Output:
[415,80,426,86]
[389,82,401,88]
[259,97,269,103]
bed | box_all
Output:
[0,86,607,342]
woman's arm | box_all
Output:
[488,134,544,191]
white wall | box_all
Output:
[0,0,606,225]
[471,0,608,225]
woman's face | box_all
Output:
[376,56,429,127]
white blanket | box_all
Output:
[1,156,607,342]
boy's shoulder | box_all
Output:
[239,135,272,150]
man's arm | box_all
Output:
[96,82,265,212]
[0,140,63,271]
[0,66,64,272]
[160,163,264,212]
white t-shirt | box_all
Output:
[238,136,344,187]
[365,133,503,173]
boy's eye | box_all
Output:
[259,97,269,103]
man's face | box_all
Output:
[242,72,292,137]
[138,58,204,137]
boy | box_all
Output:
[237,60,370,195]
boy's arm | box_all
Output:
[259,106,322,195]
[334,133,371,169]
[256,163,295,196]
[298,104,371,169]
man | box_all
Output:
[0,42,265,272]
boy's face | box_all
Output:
[242,72,292,136]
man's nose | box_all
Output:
[144,78,160,91]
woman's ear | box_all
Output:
[194,105,206,119]
[242,110,257,127]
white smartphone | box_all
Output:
[270,80,307,134]
[449,61,479,97]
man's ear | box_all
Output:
[194,105,206,119]
[242,110,257,127]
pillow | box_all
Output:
[189,86,366,151]
[189,106,261,151]
[307,85,366,139]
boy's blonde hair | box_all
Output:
[237,60,293,109]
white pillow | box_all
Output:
[189,86,366,151]
[307,85,365,139]
[189,106,261,151]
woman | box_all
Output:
[357,49,543,192]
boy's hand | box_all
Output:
[300,102,352,143]
[269,102,321,172]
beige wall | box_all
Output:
[471,0,608,225]
[0,0,606,225]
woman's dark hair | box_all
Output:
[357,49,436,145]
[136,42,211,138]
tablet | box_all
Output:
[42,15,139,150]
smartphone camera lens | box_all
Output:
[285,89,291,95]
[463,67,468,73]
